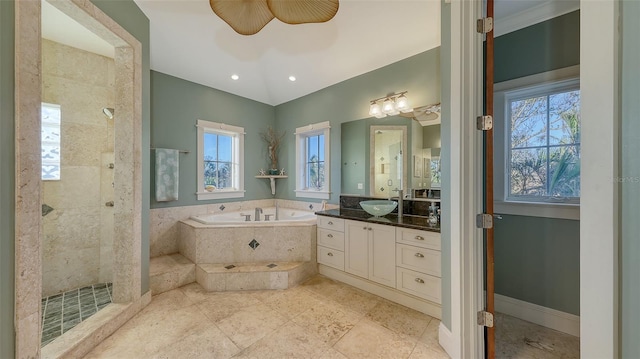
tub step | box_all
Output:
[150,253,196,295]
[196,261,317,291]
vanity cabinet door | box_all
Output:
[368,223,396,287]
[345,220,369,279]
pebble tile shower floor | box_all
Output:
[41,283,113,346]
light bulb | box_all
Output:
[382,98,394,113]
[231,74,239,80]
[395,94,412,113]
[369,102,382,117]
[382,98,399,115]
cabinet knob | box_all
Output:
[363,226,368,230]
[415,252,425,258]
[415,278,425,284]
[327,233,333,238]
[415,235,425,241]
[327,252,334,257]
[328,221,334,225]
[368,227,372,231]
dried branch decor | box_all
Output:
[260,126,286,170]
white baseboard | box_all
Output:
[495,294,580,337]
[438,322,454,358]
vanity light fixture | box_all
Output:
[368,91,413,118]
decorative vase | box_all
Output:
[268,168,280,175]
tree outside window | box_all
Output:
[508,87,580,201]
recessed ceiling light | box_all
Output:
[288,76,296,82]
[231,74,239,80]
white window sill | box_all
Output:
[295,190,331,200]
[197,190,245,201]
[494,200,579,220]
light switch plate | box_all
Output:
[357,183,363,189]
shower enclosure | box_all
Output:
[40,37,115,345]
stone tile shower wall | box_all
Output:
[41,39,115,297]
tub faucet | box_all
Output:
[255,207,263,221]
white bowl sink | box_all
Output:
[359,200,398,217]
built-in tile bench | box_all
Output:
[149,253,196,295]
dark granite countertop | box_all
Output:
[315,208,441,232]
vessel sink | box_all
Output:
[359,200,398,217]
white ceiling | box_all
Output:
[41,0,578,106]
[132,0,441,105]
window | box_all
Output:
[295,121,331,199]
[504,78,580,204]
[41,103,61,180]
[196,119,244,200]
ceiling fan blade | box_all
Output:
[267,0,339,25]
[210,0,275,35]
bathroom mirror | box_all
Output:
[341,107,441,198]
[370,126,407,197]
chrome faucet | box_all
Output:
[393,188,403,218]
[255,207,263,221]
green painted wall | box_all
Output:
[621,1,640,356]
[0,1,15,356]
[494,215,580,314]
[274,48,441,204]
[494,11,580,84]
[493,11,581,314]
[440,0,452,329]
[149,71,277,208]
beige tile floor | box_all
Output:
[84,275,449,359]
[83,274,580,359]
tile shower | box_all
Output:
[41,39,116,345]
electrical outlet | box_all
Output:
[357,183,363,189]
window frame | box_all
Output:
[295,121,331,199]
[494,66,580,220]
[196,119,245,200]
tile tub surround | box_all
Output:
[179,219,318,291]
[41,283,113,346]
[178,220,317,265]
[150,199,337,258]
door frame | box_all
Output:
[447,0,620,357]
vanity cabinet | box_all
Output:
[344,220,396,288]
[317,218,345,270]
[316,214,442,318]
[395,227,442,303]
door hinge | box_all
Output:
[476,115,493,131]
[476,213,494,229]
[477,17,494,34]
[478,310,494,328]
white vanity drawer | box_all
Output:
[317,216,345,232]
[396,227,440,250]
[396,267,441,304]
[317,246,344,271]
[318,228,345,251]
[396,244,441,277]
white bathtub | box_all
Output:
[189,207,316,226]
